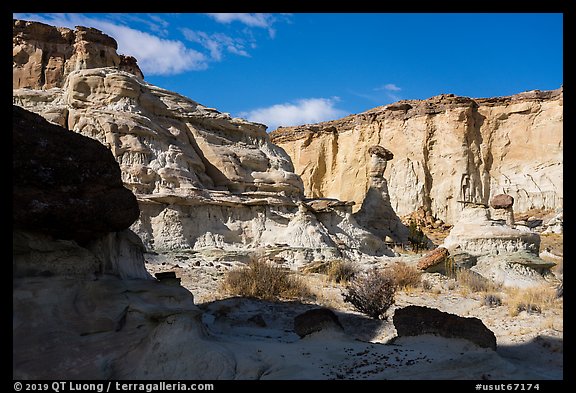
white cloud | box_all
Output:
[181,29,250,61]
[100,22,208,75]
[239,98,348,131]
[206,13,273,28]
[375,83,402,92]
[14,13,208,75]
[206,13,277,37]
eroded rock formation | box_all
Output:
[13,105,139,243]
[271,90,563,225]
[13,19,390,261]
[441,203,557,288]
[13,19,144,90]
[13,106,238,379]
[353,145,409,243]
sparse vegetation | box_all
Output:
[221,257,313,301]
[483,293,502,307]
[300,259,358,284]
[326,260,358,283]
[383,262,422,290]
[455,269,500,293]
[407,219,428,253]
[421,279,433,291]
[506,285,559,317]
[343,269,396,319]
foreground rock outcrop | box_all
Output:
[13,106,237,379]
[393,305,497,350]
[13,105,139,243]
[271,89,563,226]
[13,19,391,262]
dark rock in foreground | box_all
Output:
[294,308,344,338]
[13,105,139,243]
[393,305,497,350]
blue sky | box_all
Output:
[14,13,563,131]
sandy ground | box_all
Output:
[144,239,563,380]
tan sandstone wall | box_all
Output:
[271,89,563,225]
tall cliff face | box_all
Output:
[270,90,563,225]
[13,19,144,90]
[13,19,389,260]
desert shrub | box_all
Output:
[343,269,395,319]
[300,259,358,284]
[299,260,330,274]
[555,282,563,298]
[221,258,313,301]
[483,293,502,307]
[407,220,428,253]
[421,279,433,291]
[327,260,358,283]
[506,285,558,317]
[455,269,499,293]
[383,262,422,290]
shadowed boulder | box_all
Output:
[13,105,140,243]
[294,308,344,338]
[393,305,497,350]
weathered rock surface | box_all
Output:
[13,105,139,243]
[13,268,239,379]
[491,194,514,209]
[13,19,143,90]
[393,305,497,350]
[13,104,237,379]
[13,19,391,261]
[542,210,563,234]
[442,204,556,288]
[442,204,540,256]
[271,89,563,225]
[416,247,450,273]
[294,308,344,338]
[471,251,557,289]
[353,145,410,243]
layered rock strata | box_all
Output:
[271,89,563,226]
[13,19,390,261]
[442,203,557,288]
[13,18,144,90]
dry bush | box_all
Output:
[326,260,358,283]
[300,259,358,284]
[506,285,559,317]
[483,293,502,307]
[299,260,330,274]
[421,279,433,291]
[221,258,313,301]
[343,269,395,319]
[455,269,500,293]
[383,262,422,290]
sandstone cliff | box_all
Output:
[13,19,389,260]
[270,90,563,225]
[13,19,143,90]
